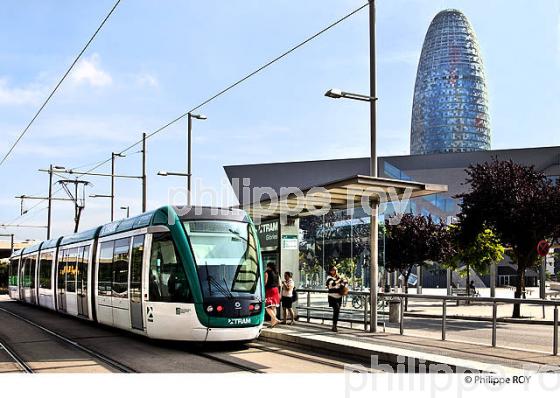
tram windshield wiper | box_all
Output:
[206,274,234,300]
[204,261,212,296]
[221,276,234,299]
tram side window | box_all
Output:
[149,232,192,303]
[66,249,77,293]
[9,259,18,286]
[30,257,37,289]
[78,246,89,293]
[58,250,67,291]
[20,258,27,288]
[23,258,32,288]
[39,253,53,289]
[130,235,145,299]
[112,238,130,298]
[98,242,114,296]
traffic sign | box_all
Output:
[537,240,551,257]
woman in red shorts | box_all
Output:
[264,263,280,327]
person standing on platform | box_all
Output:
[264,263,281,328]
[326,266,348,332]
[281,271,295,325]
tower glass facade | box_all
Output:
[410,9,490,155]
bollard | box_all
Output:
[492,301,497,347]
[363,294,368,331]
[442,299,447,341]
[400,298,404,335]
[306,291,310,323]
[554,306,558,356]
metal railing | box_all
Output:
[296,288,560,355]
[298,288,385,331]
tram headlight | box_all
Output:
[206,305,214,313]
[254,303,261,311]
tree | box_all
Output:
[456,159,560,317]
[385,213,452,296]
[443,226,505,294]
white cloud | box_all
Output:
[0,78,44,106]
[134,72,159,88]
[70,53,112,87]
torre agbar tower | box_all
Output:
[410,9,490,155]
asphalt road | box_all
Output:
[0,299,372,373]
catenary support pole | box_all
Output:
[142,133,147,213]
[187,114,192,207]
[368,0,378,334]
[111,153,115,222]
[47,164,53,239]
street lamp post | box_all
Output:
[111,152,126,222]
[187,113,207,206]
[324,0,378,332]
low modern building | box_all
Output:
[225,145,560,289]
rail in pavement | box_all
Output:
[259,322,560,373]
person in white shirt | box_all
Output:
[281,272,295,325]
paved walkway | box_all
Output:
[260,322,560,373]
[402,288,559,321]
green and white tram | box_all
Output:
[8,206,265,342]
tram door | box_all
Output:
[18,258,26,300]
[129,235,145,330]
[57,249,67,312]
[29,256,37,304]
[77,246,89,318]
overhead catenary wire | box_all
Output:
[0,0,123,167]
[69,2,370,175]
[2,2,369,228]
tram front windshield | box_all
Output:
[184,220,260,297]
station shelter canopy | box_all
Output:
[242,174,448,220]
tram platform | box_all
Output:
[259,322,560,373]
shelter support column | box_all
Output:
[369,200,379,333]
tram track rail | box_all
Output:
[0,305,263,373]
[192,351,265,373]
[0,307,137,373]
[0,337,34,373]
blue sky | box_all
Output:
[0,0,559,241]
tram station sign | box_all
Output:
[257,219,279,251]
